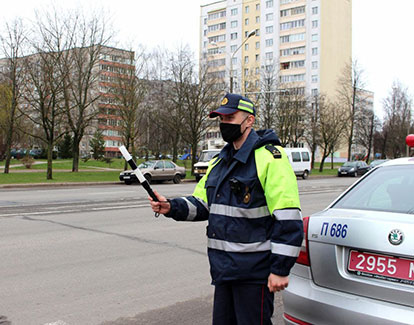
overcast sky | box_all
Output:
[2,0,414,118]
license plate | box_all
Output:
[198,169,207,174]
[341,172,347,174]
[348,250,414,285]
[123,176,130,179]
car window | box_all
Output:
[164,161,175,169]
[199,150,220,162]
[343,162,356,167]
[139,161,155,168]
[155,161,164,169]
[301,152,310,162]
[291,152,301,162]
[332,165,414,214]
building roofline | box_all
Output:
[201,0,226,9]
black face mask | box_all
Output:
[219,115,249,143]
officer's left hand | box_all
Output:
[267,273,289,292]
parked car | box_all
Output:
[119,160,186,185]
[283,158,414,324]
[368,159,389,170]
[337,161,369,177]
[284,147,312,179]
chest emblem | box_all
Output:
[243,192,251,204]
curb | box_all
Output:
[0,178,197,189]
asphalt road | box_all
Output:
[0,177,357,325]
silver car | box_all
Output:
[283,158,414,325]
[119,160,186,185]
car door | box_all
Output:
[152,161,165,180]
[164,161,176,180]
[357,161,369,175]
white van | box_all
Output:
[283,147,312,179]
[193,149,221,181]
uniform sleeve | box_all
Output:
[257,146,304,276]
[164,173,210,222]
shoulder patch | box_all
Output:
[265,145,282,159]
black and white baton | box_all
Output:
[119,145,162,216]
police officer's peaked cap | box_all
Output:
[209,93,256,118]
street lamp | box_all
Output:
[230,29,256,93]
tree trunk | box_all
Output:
[319,149,328,172]
[72,136,80,172]
[47,143,53,180]
[330,152,334,169]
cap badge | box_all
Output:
[221,97,228,105]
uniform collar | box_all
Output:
[219,129,259,164]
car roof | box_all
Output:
[379,157,414,167]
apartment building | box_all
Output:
[200,0,351,99]
[0,46,134,158]
[200,0,352,153]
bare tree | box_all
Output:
[19,10,71,179]
[116,48,148,168]
[318,98,348,172]
[354,106,379,163]
[57,10,112,171]
[0,19,27,173]
[304,94,322,169]
[382,81,412,158]
[168,46,222,173]
[337,60,366,161]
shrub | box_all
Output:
[21,156,35,169]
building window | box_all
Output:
[291,6,305,15]
[266,13,274,21]
[256,54,260,61]
[265,26,274,34]
[245,43,249,50]
[231,32,238,40]
[255,28,260,36]
[312,61,318,69]
[232,57,237,65]
[280,32,305,43]
[265,39,273,47]
[312,75,318,83]
[231,8,238,15]
[312,34,318,42]
[255,67,260,75]
[312,7,318,15]
[244,56,249,63]
[312,47,318,55]
[204,18,207,25]
[312,20,318,28]
[256,16,260,23]
[265,52,273,60]
[311,88,318,96]
[231,20,238,28]
[280,19,305,30]
[266,0,273,8]
[244,68,249,76]
[245,18,249,25]
[231,45,237,52]
[245,5,249,13]
[256,41,260,49]
[255,80,259,88]
[256,4,260,10]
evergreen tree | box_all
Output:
[89,130,105,160]
[57,133,73,159]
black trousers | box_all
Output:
[212,282,274,325]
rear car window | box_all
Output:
[332,165,414,214]
[291,152,301,162]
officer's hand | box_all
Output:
[267,273,289,292]
[149,190,171,215]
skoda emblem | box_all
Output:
[388,229,404,245]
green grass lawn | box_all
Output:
[0,171,121,184]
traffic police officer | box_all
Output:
[150,93,303,325]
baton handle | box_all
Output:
[141,180,159,202]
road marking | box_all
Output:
[0,204,149,218]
